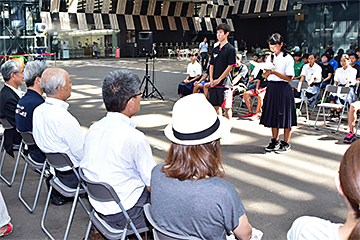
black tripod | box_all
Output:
[140,53,164,100]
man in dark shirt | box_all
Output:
[320,53,334,89]
[209,23,236,120]
[15,61,47,163]
[0,60,23,157]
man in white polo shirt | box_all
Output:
[80,70,155,236]
[33,67,84,205]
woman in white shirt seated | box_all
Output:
[327,54,357,121]
[299,53,322,108]
[288,140,360,240]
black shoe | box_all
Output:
[51,195,70,206]
[265,139,280,152]
[275,141,291,154]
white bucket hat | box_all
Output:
[164,93,232,145]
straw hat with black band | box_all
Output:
[164,93,232,145]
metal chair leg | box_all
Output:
[64,186,81,240]
[84,220,92,240]
[18,161,47,213]
[0,142,22,186]
[41,185,55,240]
[0,137,4,155]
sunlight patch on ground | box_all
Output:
[225,165,315,201]
[80,104,96,108]
[72,84,102,95]
[292,134,348,158]
[242,200,288,215]
[230,119,270,137]
[69,92,90,100]
[221,131,258,145]
[146,136,170,153]
[132,114,171,128]
[228,152,337,190]
[140,100,167,105]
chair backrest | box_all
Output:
[324,85,350,94]
[18,131,36,146]
[143,204,201,240]
[289,81,308,90]
[79,168,120,204]
[0,118,13,130]
[45,152,74,169]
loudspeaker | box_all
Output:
[138,31,153,53]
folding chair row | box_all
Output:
[290,81,310,121]
[80,168,198,240]
[314,85,351,133]
[18,131,47,213]
[0,118,21,187]
[41,153,89,240]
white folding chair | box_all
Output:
[18,131,47,213]
[143,203,201,240]
[290,81,309,121]
[314,85,350,133]
[0,118,21,187]
[79,168,147,240]
[41,153,89,240]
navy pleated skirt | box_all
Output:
[260,81,297,129]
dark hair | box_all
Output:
[162,140,224,181]
[349,52,359,60]
[102,70,140,112]
[321,53,331,62]
[258,54,265,61]
[325,49,334,57]
[267,33,288,56]
[339,140,360,239]
[308,53,317,59]
[252,53,259,57]
[216,23,231,34]
[356,47,360,53]
[337,48,344,56]
[302,54,309,59]
[293,52,302,57]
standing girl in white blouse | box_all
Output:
[260,33,296,153]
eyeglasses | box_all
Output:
[127,91,142,102]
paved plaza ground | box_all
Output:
[0,57,352,239]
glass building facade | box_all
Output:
[287,0,360,56]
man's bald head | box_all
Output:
[41,68,68,96]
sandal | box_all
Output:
[0,223,13,237]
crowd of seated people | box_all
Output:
[3,45,360,240]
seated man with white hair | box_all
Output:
[0,60,23,157]
[33,67,84,206]
[15,61,48,163]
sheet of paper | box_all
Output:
[297,82,302,92]
[337,86,341,95]
[249,60,276,70]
